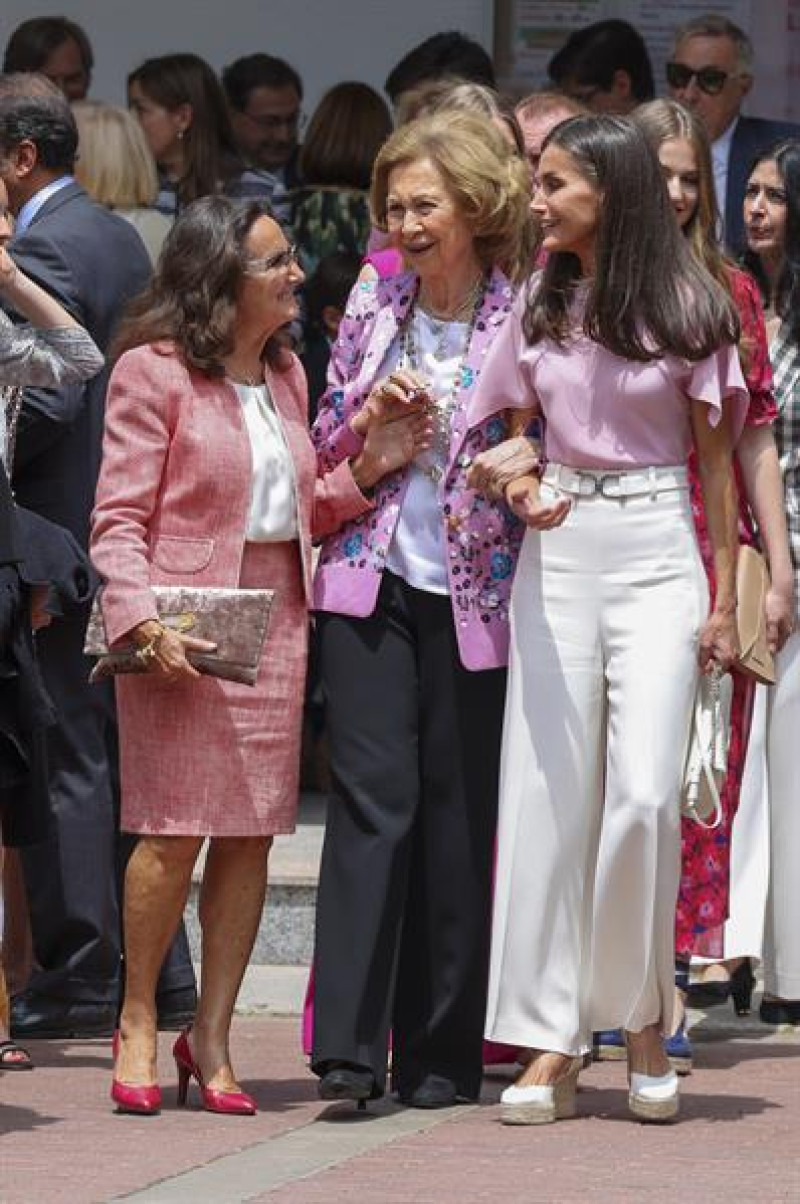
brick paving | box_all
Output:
[0,1018,315,1203]
[262,1038,800,1204]
[1,1016,799,1203]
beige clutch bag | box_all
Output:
[84,585,275,687]
[735,546,775,686]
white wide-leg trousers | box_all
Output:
[486,482,708,1056]
[713,685,769,964]
[762,630,800,999]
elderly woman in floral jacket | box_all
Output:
[308,111,533,1110]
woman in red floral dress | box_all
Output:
[624,102,795,1070]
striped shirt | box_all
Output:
[154,168,291,227]
[770,321,800,613]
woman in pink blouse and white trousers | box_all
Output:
[469,116,748,1124]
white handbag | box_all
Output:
[681,668,733,830]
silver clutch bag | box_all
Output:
[84,585,275,687]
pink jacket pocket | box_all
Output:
[150,535,215,575]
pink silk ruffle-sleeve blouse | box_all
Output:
[468,287,750,467]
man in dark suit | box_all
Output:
[667,12,799,255]
[0,76,196,1038]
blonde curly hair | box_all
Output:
[370,111,534,283]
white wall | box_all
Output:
[0,0,493,113]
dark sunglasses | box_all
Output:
[666,61,738,95]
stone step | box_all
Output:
[185,792,326,966]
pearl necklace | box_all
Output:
[400,275,486,485]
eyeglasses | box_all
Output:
[244,243,298,275]
[666,61,742,96]
[242,110,306,134]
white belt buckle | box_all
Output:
[576,473,599,497]
[598,472,624,499]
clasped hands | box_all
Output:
[467,441,571,531]
[349,370,435,490]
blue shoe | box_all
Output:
[592,1029,627,1062]
[665,1017,693,1076]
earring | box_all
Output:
[177,130,185,140]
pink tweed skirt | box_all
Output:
[116,541,308,836]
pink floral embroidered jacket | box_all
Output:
[312,268,524,671]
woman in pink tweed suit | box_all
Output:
[90,197,424,1117]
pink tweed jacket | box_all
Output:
[91,342,370,646]
[312,268,524,671]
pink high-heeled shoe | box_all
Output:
[111,1030,161,1115]
[173,1028,256,1115]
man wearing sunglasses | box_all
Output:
[668,12,798,252]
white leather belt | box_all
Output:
[542,463,688,500]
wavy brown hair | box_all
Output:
[525,114,739,360]
[113,196,286,375]
[371,110,533,283]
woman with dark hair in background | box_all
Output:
[471,114,747,1124]
[2,16,93,102]
[290,82,392,277]
[728,141,800,1025]
[627,100,794,1068]
[128,54,273,218]
[91,196,417,1117]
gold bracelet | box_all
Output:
[134,624,166,667]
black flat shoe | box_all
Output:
[397,1074,469,1110]
[759,997,800,1025]
[318,1063,376,1111]
[10,995,117,1041]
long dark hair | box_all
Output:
[742,140,800,346]
[524,114,739,361]
[114,197,285,375]
[128,53,243,207]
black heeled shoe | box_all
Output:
[730,959,756,1016]
[318,1062,375,1111]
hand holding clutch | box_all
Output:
[130,619,217,683]
[84,586,275,687]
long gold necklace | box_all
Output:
[400,275,486,485]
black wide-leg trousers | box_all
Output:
[311,572,506,1099]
